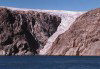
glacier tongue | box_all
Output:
[39,11,85,55]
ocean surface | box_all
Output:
[0,56,100,69]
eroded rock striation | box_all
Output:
[45,8,100,56]
[0,8,61,55]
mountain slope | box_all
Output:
[44,8,100,56]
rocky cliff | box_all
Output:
[0,7,61,55]
[44,8,100,56]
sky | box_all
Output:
[0,0,100,11]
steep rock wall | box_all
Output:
[0,8,61,55]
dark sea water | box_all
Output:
[0,56,100,69]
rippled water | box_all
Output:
[0,56,100,69]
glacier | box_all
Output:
[39,11,85,55]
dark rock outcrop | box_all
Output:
[46,8,100,56]
[0,8,61,55]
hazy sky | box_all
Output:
[0,0,100,11]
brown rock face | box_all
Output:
[0,8,61,55]
[46,8,100,56]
